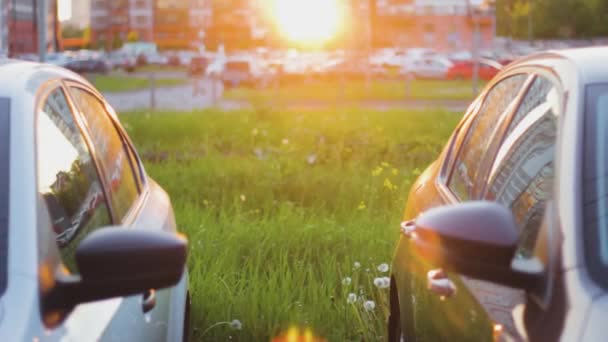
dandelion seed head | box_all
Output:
[342,277,352,286]
[307,153,317,165]
[377,263,389,273]
[374,277,390,289]
[363,300,376,311]
[347,293,357,304]
[353,262,361,269]
[230,319,242,330]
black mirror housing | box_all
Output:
[46,228,187,311]
[411,201,542,290]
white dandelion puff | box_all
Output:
[363,300,376,311]
[230,319,242,330]
[377,263,389,273]
[374,277,390,289]
[347,293,357,304]
[353,262,361,269]
[307,153,317,165]
[342,277,352,286]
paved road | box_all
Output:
[103,79,236,112]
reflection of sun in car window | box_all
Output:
[37,110,80,192]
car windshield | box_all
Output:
[584,83,608,286]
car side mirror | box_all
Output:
[409,201,542,291]
[45,228,187,312]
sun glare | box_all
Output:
[271,0,343,45]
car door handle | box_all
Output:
[427,269,457,298]
[142,289,157,313]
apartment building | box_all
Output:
[1,0,59,56]
[62,0,90,29]
[374,0,495,51]
[91,0,153,49]
[90,0,211,50]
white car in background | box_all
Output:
[400,56,453,79]
[0,60,190,341]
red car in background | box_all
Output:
[446,58,503,80]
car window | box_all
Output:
[0,98,9,296]
[69,87,140,222]
[484,76,559,258]
[449,74,528,200]
[583,83,608,288]
[37,87,112,274]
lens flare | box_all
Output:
[270,0,344,45]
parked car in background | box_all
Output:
[221,59,262,88]
[388,47,608,342]
[446,58,503,80]
[45,52,73,68]
[188,56,208,76]
[0,59,190,341]
[65,57,110,74]
[108,51,136,72]
[401,56,453,79]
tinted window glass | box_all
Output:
[37,88,112,273]
[449,74,528,200]
[485,76,558,258]
[69,88,139,221]
[584,84,608,286]
[0,98,9,295]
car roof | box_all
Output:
[513,46,608,85]
[0,58,94,103]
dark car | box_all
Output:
[65,58,110,74]
[188,56,208,76]
[389,47,608,342]
[221,60,259,88]
[446,58,503,80]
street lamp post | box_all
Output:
[466,0,480,95]
[37,0,47,62]
[467,0,493,95]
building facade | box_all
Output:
[63,0,90,29]
[90,0,154,49]
[373,0,496,51]
[89,0,211,50]
[1,0,59,57]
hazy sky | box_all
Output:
[58,0,72,22]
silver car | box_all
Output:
[0,60,190,341]
[389,47,608,341]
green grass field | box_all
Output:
[121,108,461,341]
[224,79,483,103]
[136,64,187,73]
[90,74,186,92]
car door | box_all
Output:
[34,82,177,341]
[395,72,531,341]
[65,84,178,341]
[35,84,152,341]
[477,74,561,340]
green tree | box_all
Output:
[111,33,124,50]
[61,24,84,39]
[127,31,140,42]
[496,0,608,39]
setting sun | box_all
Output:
[271,0,344,45]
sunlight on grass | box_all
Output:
[121,108,460,341]
[225,79,482,103]
[90,74,186,92]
